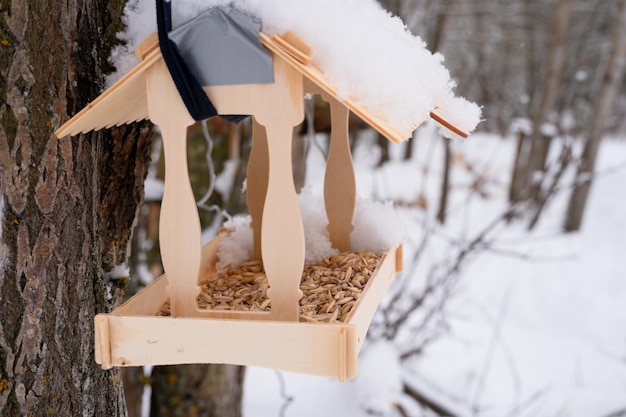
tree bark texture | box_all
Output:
[150,365,245,417]
[0,1,152,416]
[564,0,626,231]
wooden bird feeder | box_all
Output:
[56,26,469,381]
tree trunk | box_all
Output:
[510,0,572,206]
[429,0,451,223]
[0,1,152,416]
[527,0,572,194]
[508,130,531,208]
[436,138,452,224]
[564,0,626,232]
[150,365,245,417]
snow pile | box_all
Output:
[355,341,403,415]
[216,215,254,270]
[216,190,405,268]
[107,263,131,279]
[103,264,131,301]
[352,198,405,254]
[297,188,338,265]
[144,177,164,202]
[109,0,480,138]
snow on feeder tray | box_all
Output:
[55,6,477,381]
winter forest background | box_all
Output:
[1,0,625,416]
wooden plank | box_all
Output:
[94,314,112,370]
[102,315,359,380]
[98,242,400,379]
[272,32,313,65]
[247,119,269,261]
[395,245,404,273]
[114,236,220,317]
[346,246,401,349]
[114,275,169,316]
[199,234,222,279]
[260,33,411,144]
[54,46,161,137]
[146,60,200,317]
[429,110,469,139]
[262,32,471,142]
[323,95,355,252]
[135,32,159,60]
[206,55,306,321]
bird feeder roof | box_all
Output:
[56,4,477,142]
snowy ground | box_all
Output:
[243,126,626,417]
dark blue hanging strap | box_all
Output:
[156,0,218,121]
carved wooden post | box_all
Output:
[146,60,201,317]
[323,95,356,252]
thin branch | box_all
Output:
[274,370,294,417]
[504,386,551,417]
[196,120,232,223]
[471,284,515,414]
[475,243,578,263]
[403,383,460,417]
[196,120,217,208]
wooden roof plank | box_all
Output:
[56,31,469,141]
[54,47,160,137]
[262,33,413,144]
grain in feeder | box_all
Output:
[55,2,479,381]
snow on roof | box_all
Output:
[110,0,481,139]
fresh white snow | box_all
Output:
[109,0,481,138]
[216,188,405,267]
[242,129,626,417]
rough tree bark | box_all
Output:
[0,1,152,416]
[564,0,626,232]
[150,365,245,417]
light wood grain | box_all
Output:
[261,33,412,143]
[345,245,402,349]
[205,56,306,321]
[146,60,200,317]
[95,235,402,380]
[272,31,313,65]
[95,314,358,380]
[323,95,356,252]
[247,118,269,261]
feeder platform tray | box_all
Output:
[95,237,402,381]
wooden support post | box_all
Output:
[247,119,269,261]
[252,58,306,321]
[260,119,305,321]
[323,96,356,252]
[146,60,200,317]
[206,56,306,321]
